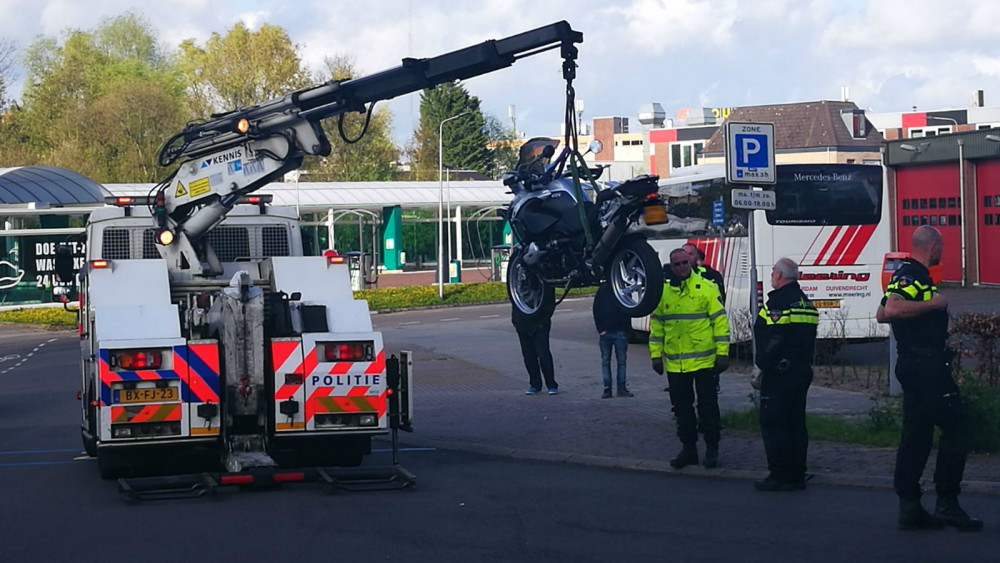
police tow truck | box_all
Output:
[54,21,584,499]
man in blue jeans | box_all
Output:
[593,281,632,398]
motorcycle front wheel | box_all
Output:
[607,237,663,317]
[506,250,555,320]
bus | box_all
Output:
[632,162,889,346]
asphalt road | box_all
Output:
[0,288,998,561]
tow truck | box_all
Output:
[55,21,584,499]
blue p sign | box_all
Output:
[735,134,768,168]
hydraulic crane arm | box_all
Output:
[150,21,582,276]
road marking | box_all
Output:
[558,308,573,312]
[371,447,436,453]
[399,321,421,325]
[479,315,500,319]
[2,338,58,375]
[0,448,81,456]
[0,460,77,468]
[440,318,460,322]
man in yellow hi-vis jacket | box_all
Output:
[650,248,730,469]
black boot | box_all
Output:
[703,444,719,468]
[898,496,945,531]
[935,496,984,532]
[670,444,698,469]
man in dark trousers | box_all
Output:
[683,243,726,304]
[877,225,982,531]
[512,303,558,395]
[650,249,729,469]
[752,257,818,492]
[593,281,632,398]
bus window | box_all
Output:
[765,164,882,226]
[644,172,749,240]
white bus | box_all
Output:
[633,162,889,346]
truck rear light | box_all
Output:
[327,255,345,264]
[111,350,163,370]
[323,341,373,362]
[90,259,111,269]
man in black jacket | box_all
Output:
[593,281,632,398]
[753,257,818,492]
[683,243,726,304]
[512,303,558,395]
[877,226,982,531]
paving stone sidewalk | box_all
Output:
[395,342,1000,495]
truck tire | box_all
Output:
[97,450,126,480]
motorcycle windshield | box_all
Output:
[517,138,560,175]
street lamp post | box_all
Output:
[438,111,470,299]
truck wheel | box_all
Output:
[97,450,125,480]
[81,429,97,458]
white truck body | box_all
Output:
[76,203,403,477]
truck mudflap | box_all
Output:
[115,351,415,502]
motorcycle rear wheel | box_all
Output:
[506,250,555,320]
[607,237,663,317]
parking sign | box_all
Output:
[725,122,775,185]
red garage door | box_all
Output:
[896,165,961,282]
[976,160,1000,285]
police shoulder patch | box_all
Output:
[896,276,913,287]
[770,312,782,322]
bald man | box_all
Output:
[752,257,817,492]
[878,226,981,531]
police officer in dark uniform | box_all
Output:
[877,225,982,531]
[752,257,818,491]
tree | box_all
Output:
[482,113,519,179]
[0,37,15,110]
[411,82,491,180]
[301,55,399,181]
[177,22,310,117]
[10,11,187,180]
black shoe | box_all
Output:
[601,388,612,399]
[703,444,719,468]
[754,476,805,492]
[617,388,633,398]
[899,497,946,531]
[935,497,984,532]
[670,446,698,469]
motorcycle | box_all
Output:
[501,137,667,320]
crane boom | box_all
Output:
[151,21,582,276]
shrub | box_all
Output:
[0,307,77,326]
[958,375,1000,453]
[951,312,1000,385]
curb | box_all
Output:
[395,435,1000,496]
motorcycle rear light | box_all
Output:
[111,350,163,370]
[323,341,373,362]
[221,475,254,485]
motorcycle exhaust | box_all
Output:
[522,242,545,266]
[590,215,628,268]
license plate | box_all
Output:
[643,204,668,225]
[812,300,841,309]
[116,387,179,404]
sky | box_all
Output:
[2,0,1000,146]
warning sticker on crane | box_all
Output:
[189,178,211,198]
[174,182,188,198]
